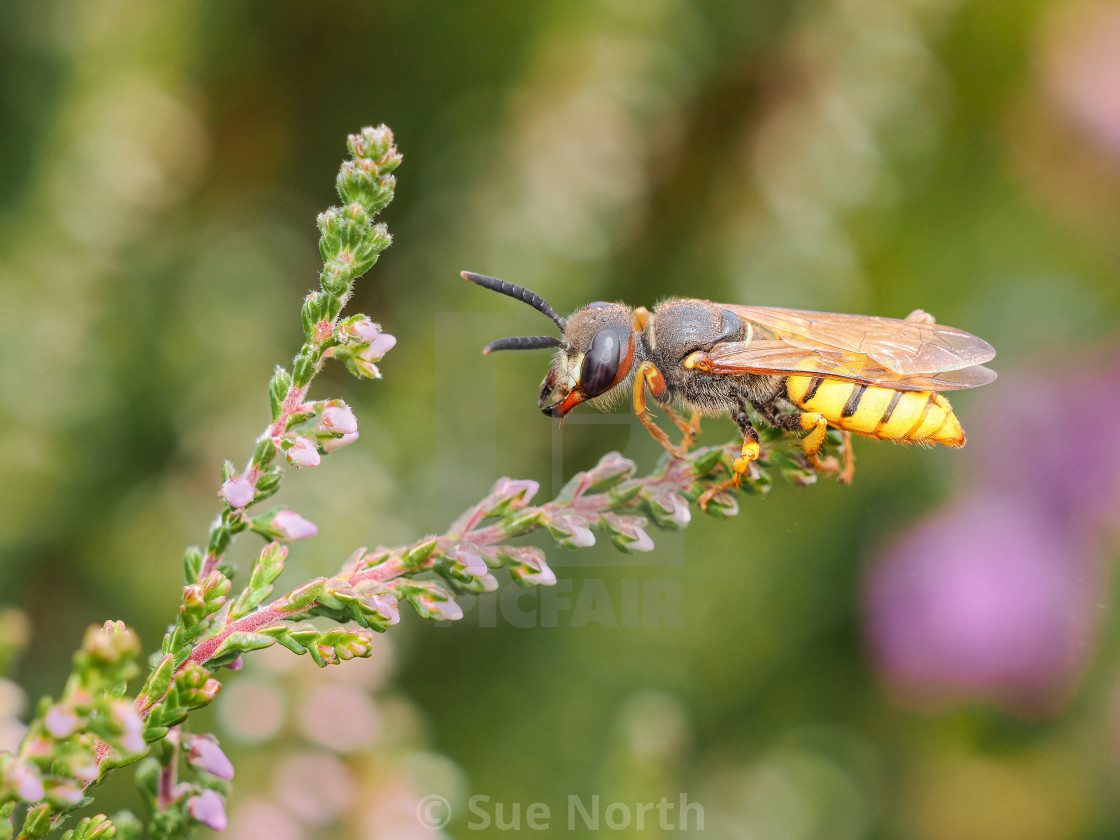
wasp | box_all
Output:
[463,271,996,501]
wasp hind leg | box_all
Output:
[757,400,855,484]
[698,404,760,510]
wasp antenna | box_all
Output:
[461,271,567,331]
[482,335,563,355]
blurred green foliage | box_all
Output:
[2,0,1119,837]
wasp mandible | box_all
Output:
[463,271,996,497]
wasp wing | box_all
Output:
[704,306,996,391]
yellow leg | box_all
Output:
[663,405,702,455]
[698,431,760,510]
[798,413,855,483]
[632,361,683,457]
[799,411,828,455]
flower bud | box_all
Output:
[187,789,228,831]
[349,317,382,342]
[649,491,691,528]
[286,436,321,468]
[546,512,595,548]
[320,402,358,435]
[503,546,558,586]
[362,333,397,360]
[448,542,488,577]
[45,782,83,807]
[602,514,655,552]
[492,478,540,508]
[44,706,79,738]
[220,476,254,509]
[368,593,400,625]
[7,761,44,802]
[272,511,318,541]
[110,701,146,755]
[321,431,359,452]
[513,559,557,587]
[187,735,235,780]
[414,594,463,621]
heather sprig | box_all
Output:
[0,125,832,840]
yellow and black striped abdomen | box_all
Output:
[785,376,964,447]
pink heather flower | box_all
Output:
[350,317,382,342]
[517,560,557,587]
[220,476,254,509]
[286,436,321,468]
[8,762,44,802]
[658,492,691,527]
[44,706,79,738]
[321,431,358,452]
[417,594,463,621]
[111,700,146,754]
[71,760,99,782]
[492,477,540,507]
[604,514,654,552]
[551,513,595,547]
[364,332,396,359]
[187,735,235,780]
[865,495,1096,715]
[321,403,358,435]
[188,789,228,831]
[368,593,400,626]
[46,782,83,806]
[1047,4,1120,158]
[627,527,654,552]
[449,542,488,577]
[225,655,244,671]
[272,511,318,541]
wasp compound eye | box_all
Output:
[580,329,621,397]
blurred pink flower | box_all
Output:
[7,762,43,802]
[188,734,235,779]
[110,700,145,754]
[188,789,228,831]
[272,511,318,542]
[1047,4,1120,158]
[43,706,78,738]
[273,752,355,825]
[865,350,1120,715]
[298,684,381,753]
[220,476,255,509]
[228,799,305,840]
[866,495,1097,714]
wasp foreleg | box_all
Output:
[633,361,686,457]
[663,405,702,455]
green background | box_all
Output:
[2,1,1119,837]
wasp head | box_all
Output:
[463,272,636,419]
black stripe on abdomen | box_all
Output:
[803,376,824,402]
[841,384,867,418]
[879,390,902,425]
